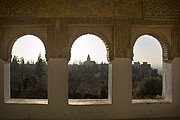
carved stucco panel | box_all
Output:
[174,26,180,57]
[143,0,180,19]
[0,27,2,59]
[3,26,48,62]
[0,18,49,26]
[131,19,178,26]
[0,0,42,17]
[114,24,121,58]
[120,21,131,58]
[131,26,173,61]
[37,0,142,18]
[114,20,131,58]
[48,18,67,59]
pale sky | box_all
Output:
[133,35,162,71]
[69,34,108,64]
[12,34,162,71]
[11,35,46,63]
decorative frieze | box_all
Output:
[37,0,142,18]
[0,17,49,26]
[0,17,178,62]
[130,18,179,26]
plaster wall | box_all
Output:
[0,58,180,120]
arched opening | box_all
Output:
[68,34,112,104]
[10,35,48,99]
[132,35,163,99]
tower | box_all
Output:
[87,54,91,61]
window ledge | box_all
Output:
[68,99,112,105]
[5,99,48,105]
[132,99,172,104]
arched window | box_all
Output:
[10,35,47,99]
[68,34,112,105]
[132,35,163,99]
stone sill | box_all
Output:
[68,99,112,105]
[5,99,48,105]
[132,99,172,104]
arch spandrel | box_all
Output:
[3,27,48,62]
[131,27,173,61]
[67,26,114,62]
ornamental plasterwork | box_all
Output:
[119,20,131,58]
[0,28,2,59]
[130,18,179,26]
[0,17,179,61]
[174,26,180,57]
[0,0,42,17]
[0,17,49,25]
[37,0,142,18]
[143,0,180,19]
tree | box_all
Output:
[134,77,162,99]
[35,53,47,80]
[100,82,108,98]
[68,63,97,96]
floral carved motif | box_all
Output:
[143,0,180,19]
[0,0,42,17]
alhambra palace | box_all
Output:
[0,0,180,120]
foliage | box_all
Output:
[68,62,108,99]
[10,54,47,99]
[133,77,162,99]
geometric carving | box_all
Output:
[174,26,180,57]
[48,18,68,59]
[143,0,180,19]
[0,17,49,25]
[114,20,131,58]
[37,0,142,18]
[120,20,131,58]
[1,17,178,62]
[0,0,41,17]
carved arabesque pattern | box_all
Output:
[174,26,180,57]
[0,17,179,62]
[130,18,179,26]
[120,20,131,58]
[37,0,141,18]
[0,17,49,25]
[143,0,180,19]
[0,0,42,17]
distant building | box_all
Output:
[133,62,140,69]
[140,62,152,78]
[132,62,154,81]
[84,54,96,67]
